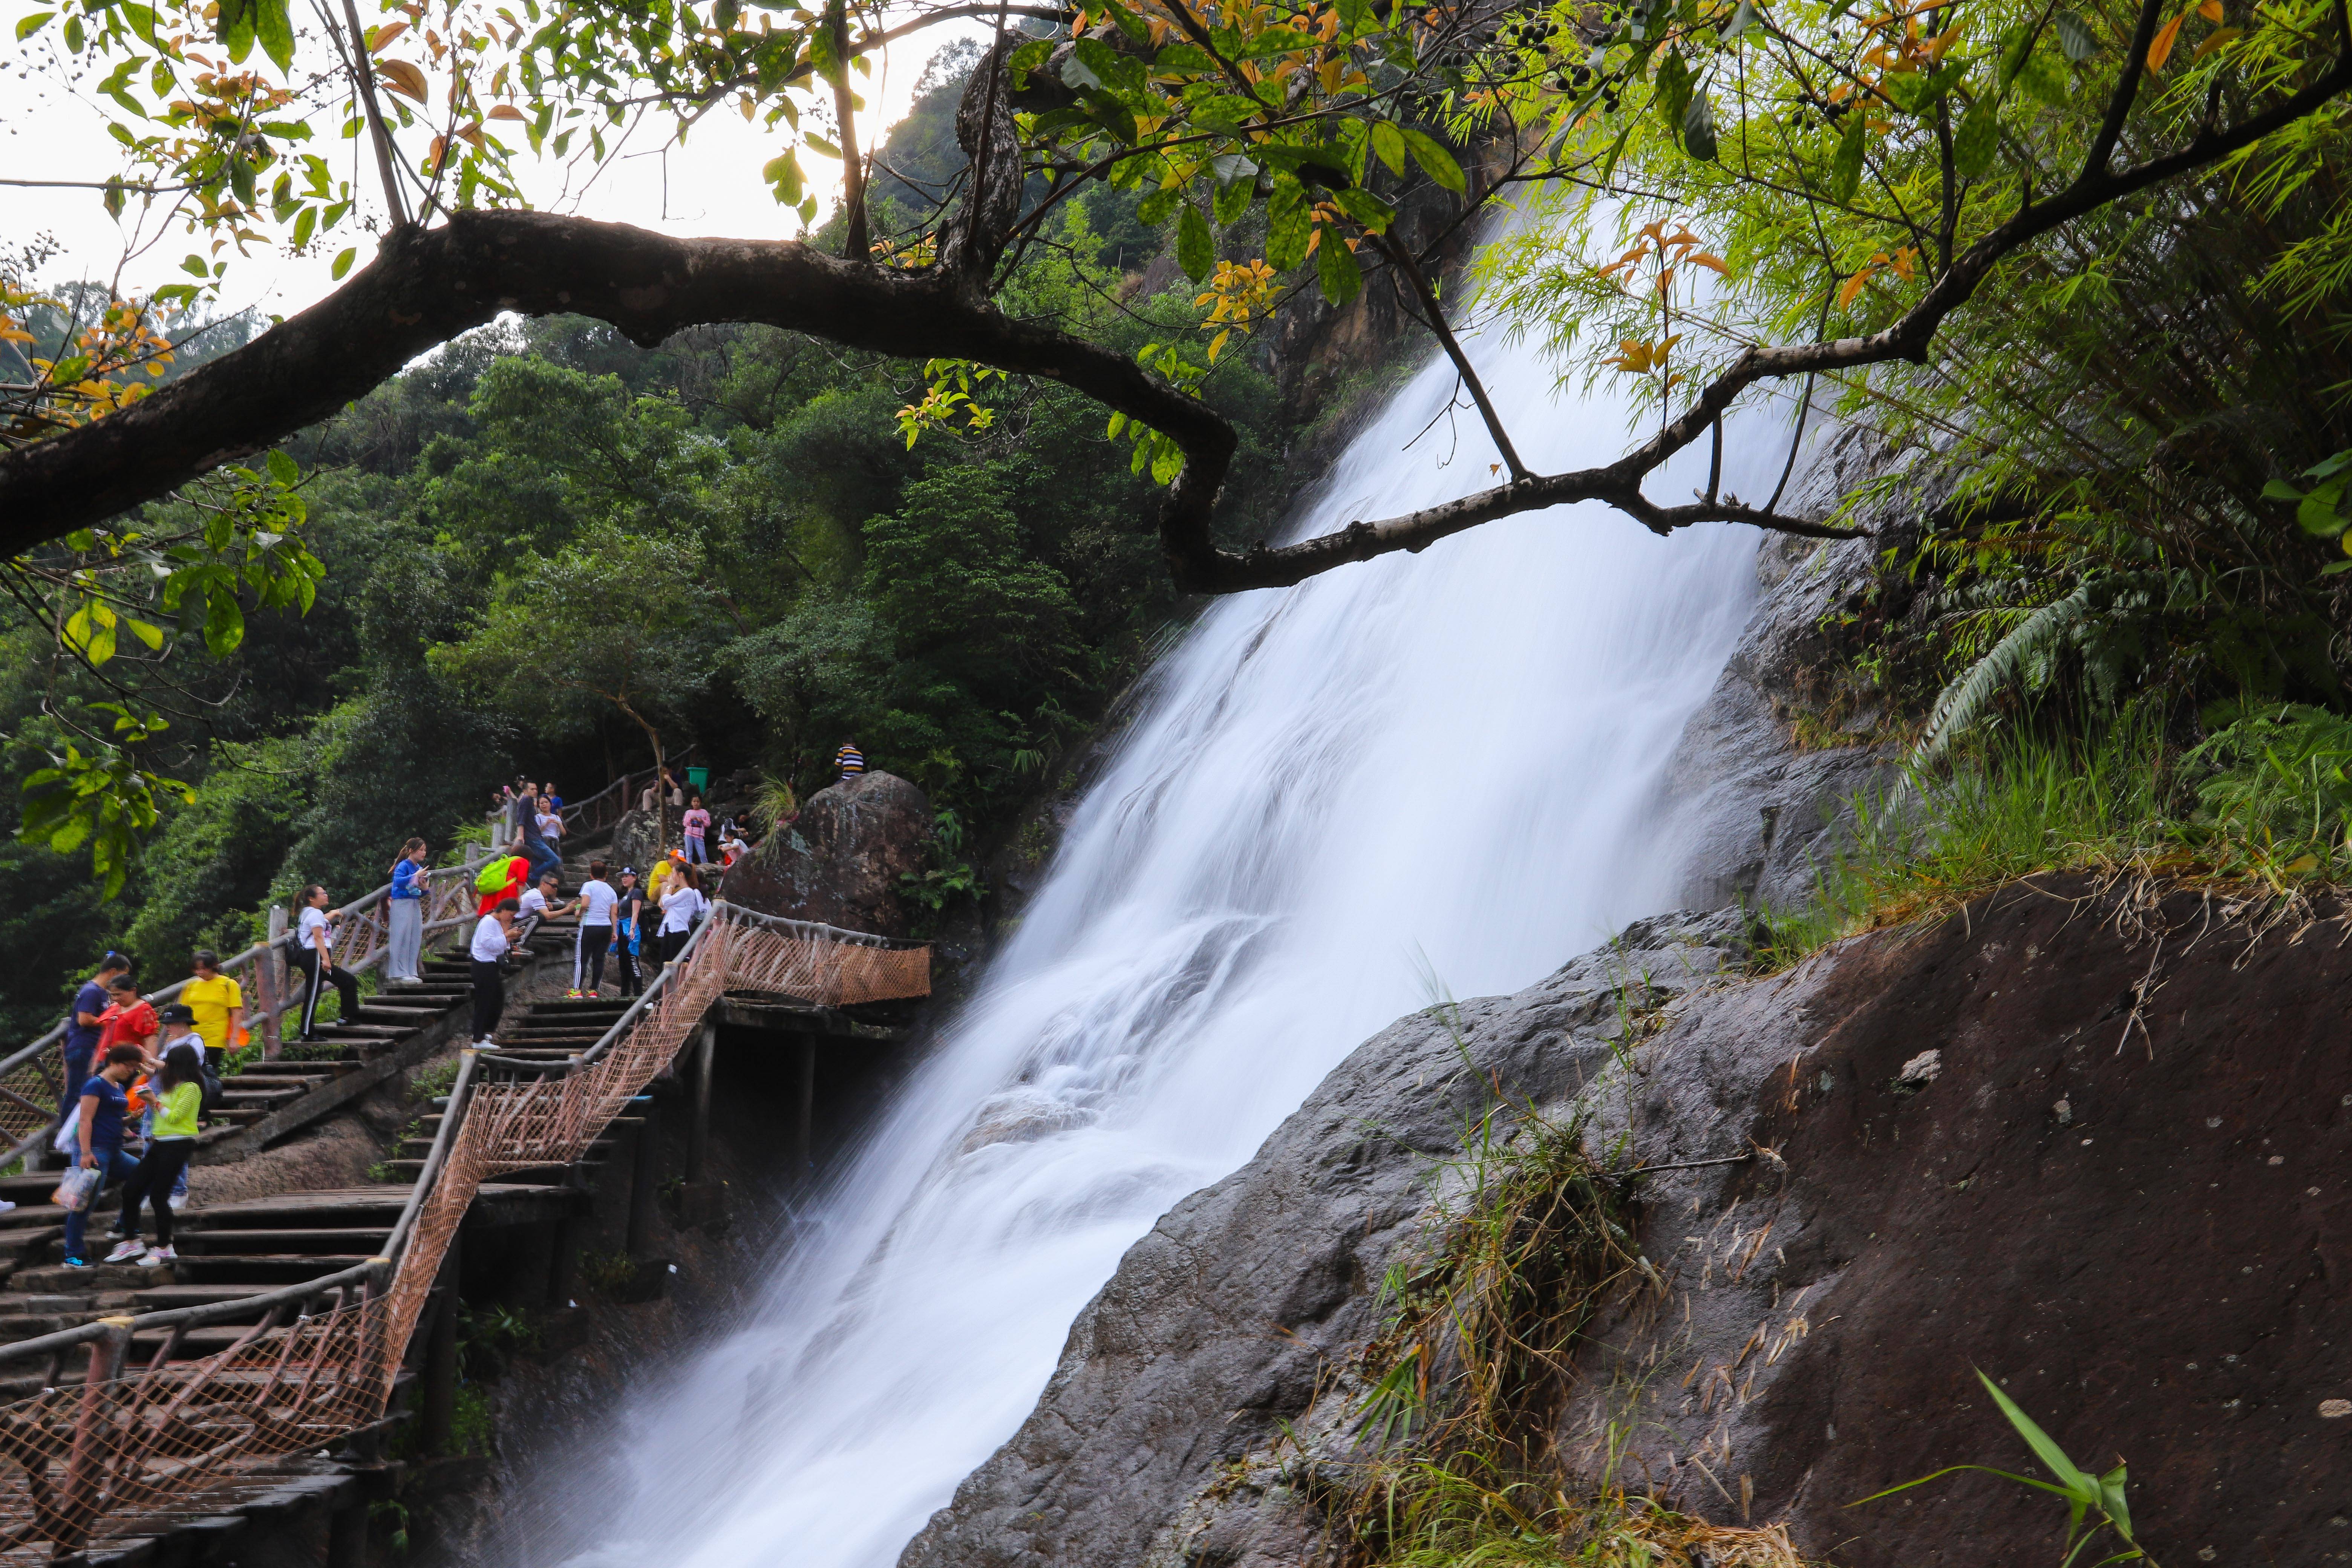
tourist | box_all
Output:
[182,949,243,1073]
[386,838,430,984]
[478,845,530,915]
[61,951,130,1117]
[681,793,711,864]
[612,868,645,997]
[720,825,750,866]
[105,1038,202,1266]
[637,773,661,813]
[470,897,519,1045]
[657,863,706,966]
[60,1043,144,1269]
[536,793,565,851]
[516,871,561,950]
[292,884,362,1043]
[98,974,158,1056]
[835,739,865,781]
[572,859,619,997]
[520,793,561,884]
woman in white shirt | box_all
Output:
[470,897,518,1045]
[572,859,619,997]
[292,884,360,1043]
[656,865,706,969]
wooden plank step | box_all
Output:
[174,1228,392,1252]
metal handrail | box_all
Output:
[384,1049,477,1262]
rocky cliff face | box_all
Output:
[719,770,934,937]
[902,879,2352,1568]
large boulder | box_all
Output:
[720,770,934,937]
[608,807,662,877]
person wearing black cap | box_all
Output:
[611,868,645,998]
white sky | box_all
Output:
[2,16,975,323]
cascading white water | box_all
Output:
[511,230,1785,1568]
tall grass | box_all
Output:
[1758,700,2352,966]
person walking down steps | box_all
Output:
[471,898,518,1046]
[291,884,361,1043]
[104,1038,202,1268]
[60,1043,142,1270]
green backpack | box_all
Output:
[473,856,516,895]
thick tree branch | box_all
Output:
[0,212,1233,564]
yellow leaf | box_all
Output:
[2191,24,2240,57]
[2286,852,2321,874]
[366,18,408,49]
[1689,252,1730,275]
[2145,11,2184,72]
[487,102,526,119]
[1208,328,1230,362]
[2197,0,2222,19]
[1837,266,1875,308]
[376,58,429,101]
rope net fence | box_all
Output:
[0,904,927,1560]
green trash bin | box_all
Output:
[686,766,711,795]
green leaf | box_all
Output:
[14,12,54,40]
[1370,120,1406,176]
[1100,0,1152,43]
[1136,185,1181,225]
[1177,202,1214,282]
[255,0,294,70]
[2298,481,2347,537]
[218,0,255,60]
[1233,25,1317,57]
[2264,479,2308,501]
[2053,11,2097,61]
[1316,229,1363,304]
[1952,98,1998,177]
[2306,449,2352,481]
[1975,1371,2094,1494]
[265,449,300,488]
[1723,0,1758,37]
[1266,177,1311,271]
[1153,41,1215,72]
[1830,112,1866,204]
[331,247,356,280]
[124,618,165,651]
[1654,49,1693,135]
[1400,127,1464,193]
[1683,90,1718,160]
[1332,187,1395,230]
[202,590,246,657]
[1596,119,1636,186]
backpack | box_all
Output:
[475,856,516,895]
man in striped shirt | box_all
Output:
[835,741,865,781]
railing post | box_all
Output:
[60,1317,134,1550]
[420,1235,462,1454]
[626,1099,661,1258]
[263,904,289,1058]
[684,1023,715,1185]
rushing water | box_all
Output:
[512,240,1787,1568]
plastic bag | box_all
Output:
[51,1106,78,1155]
[51,1166,103,1213]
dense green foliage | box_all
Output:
[0,185,1292,1037]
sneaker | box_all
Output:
[61,1256,90,1270]
[0,1199,16,1214]
[139,1245,176,1267]
[565,989,583,999]
[104,1239,146,1264]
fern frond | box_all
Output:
[1911,582,2097,773]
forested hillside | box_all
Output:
[0,65,1299,1036]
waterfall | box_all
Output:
[513,238,1781,1568]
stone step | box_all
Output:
[169,1254,375,1284]
[14,1262,166,1293]
[173,1228,391,1254]
[102,1284,275,1309]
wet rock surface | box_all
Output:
[904,879,2352,1567]
[720,769,934,937]
[899,910,1749,1568]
